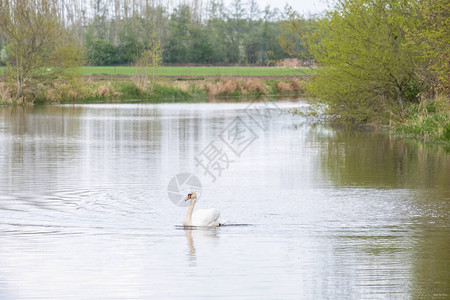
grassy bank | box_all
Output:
[294,96,450,146]
[0,77,305,105]
[391,97,450,145]
[0,65,309,104]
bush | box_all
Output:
[86,38,120,65]
[245,79,265,95]
[152,84,191,99]
[443,123,450,142]
[118,82,142,98]
[395,98,450,143]
[0,83,13,104]
[276,81,294,93]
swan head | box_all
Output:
[185,192,197,203]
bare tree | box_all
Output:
[135,35,163,91]
[0,0,82,100]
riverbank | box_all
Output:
[293,96,450,147]
[0,77,306,105]
[392,97,450,146]
[1,69,447,147]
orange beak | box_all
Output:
[185,194,191,201]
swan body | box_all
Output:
[184,192,226,227]
[191,208,221,226]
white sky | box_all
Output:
[222,0,331,15]
[258,0,330,14]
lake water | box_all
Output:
[0,101,449,299]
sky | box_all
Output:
[258,0,330,14]
[223,0,331,15]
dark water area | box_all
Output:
[0,101,449,299]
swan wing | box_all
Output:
[192,208,220,227]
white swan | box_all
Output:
[183,192,226,227]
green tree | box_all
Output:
[205,1,230,64]
[166,5,192,63]
[261,6,289,65]
[227,0,247,64]
[407,0,449,95]
[0,0,82,100]
[286,0,422,124]
[188,26,214,63]
[244,0,262,64]
[279,8,317,62]
[86,37,120,65]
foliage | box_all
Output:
[166,5,193,63]
[394,97,450,143]
[118,83,142,98]
[282,0,449,127]
[0,0,82,101]
[443,123,450,142]
[0,46,6,66]
[279,8,317,62]
[406,0,449,95]
[81,1,289,66]
[135,36,163,91]
[313,0,420,124]
[19,77,304,104]
[0,82,13,104]
[204,79,274,97]
[152,84,192,100]
[85,38,120,65]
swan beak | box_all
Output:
[185,194,191,201]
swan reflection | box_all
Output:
[184,226,220,266]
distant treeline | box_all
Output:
[0,0,298,66]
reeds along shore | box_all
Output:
[391,96,450,145]
[0,78,305,104]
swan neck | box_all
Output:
[184,199,196,226]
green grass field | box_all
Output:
[0,66,315,77]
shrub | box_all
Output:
[157,84,191,99]
[221,80,238,96]
[96,84,111,98]
[443,123,450,142]
[204,82,219,97]
[118,82,142,98]
[289,79,303,93]
[0,83,13,104]
[245,79,265,95]
[276,81,294,93]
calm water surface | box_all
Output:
[0,101,449,299]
